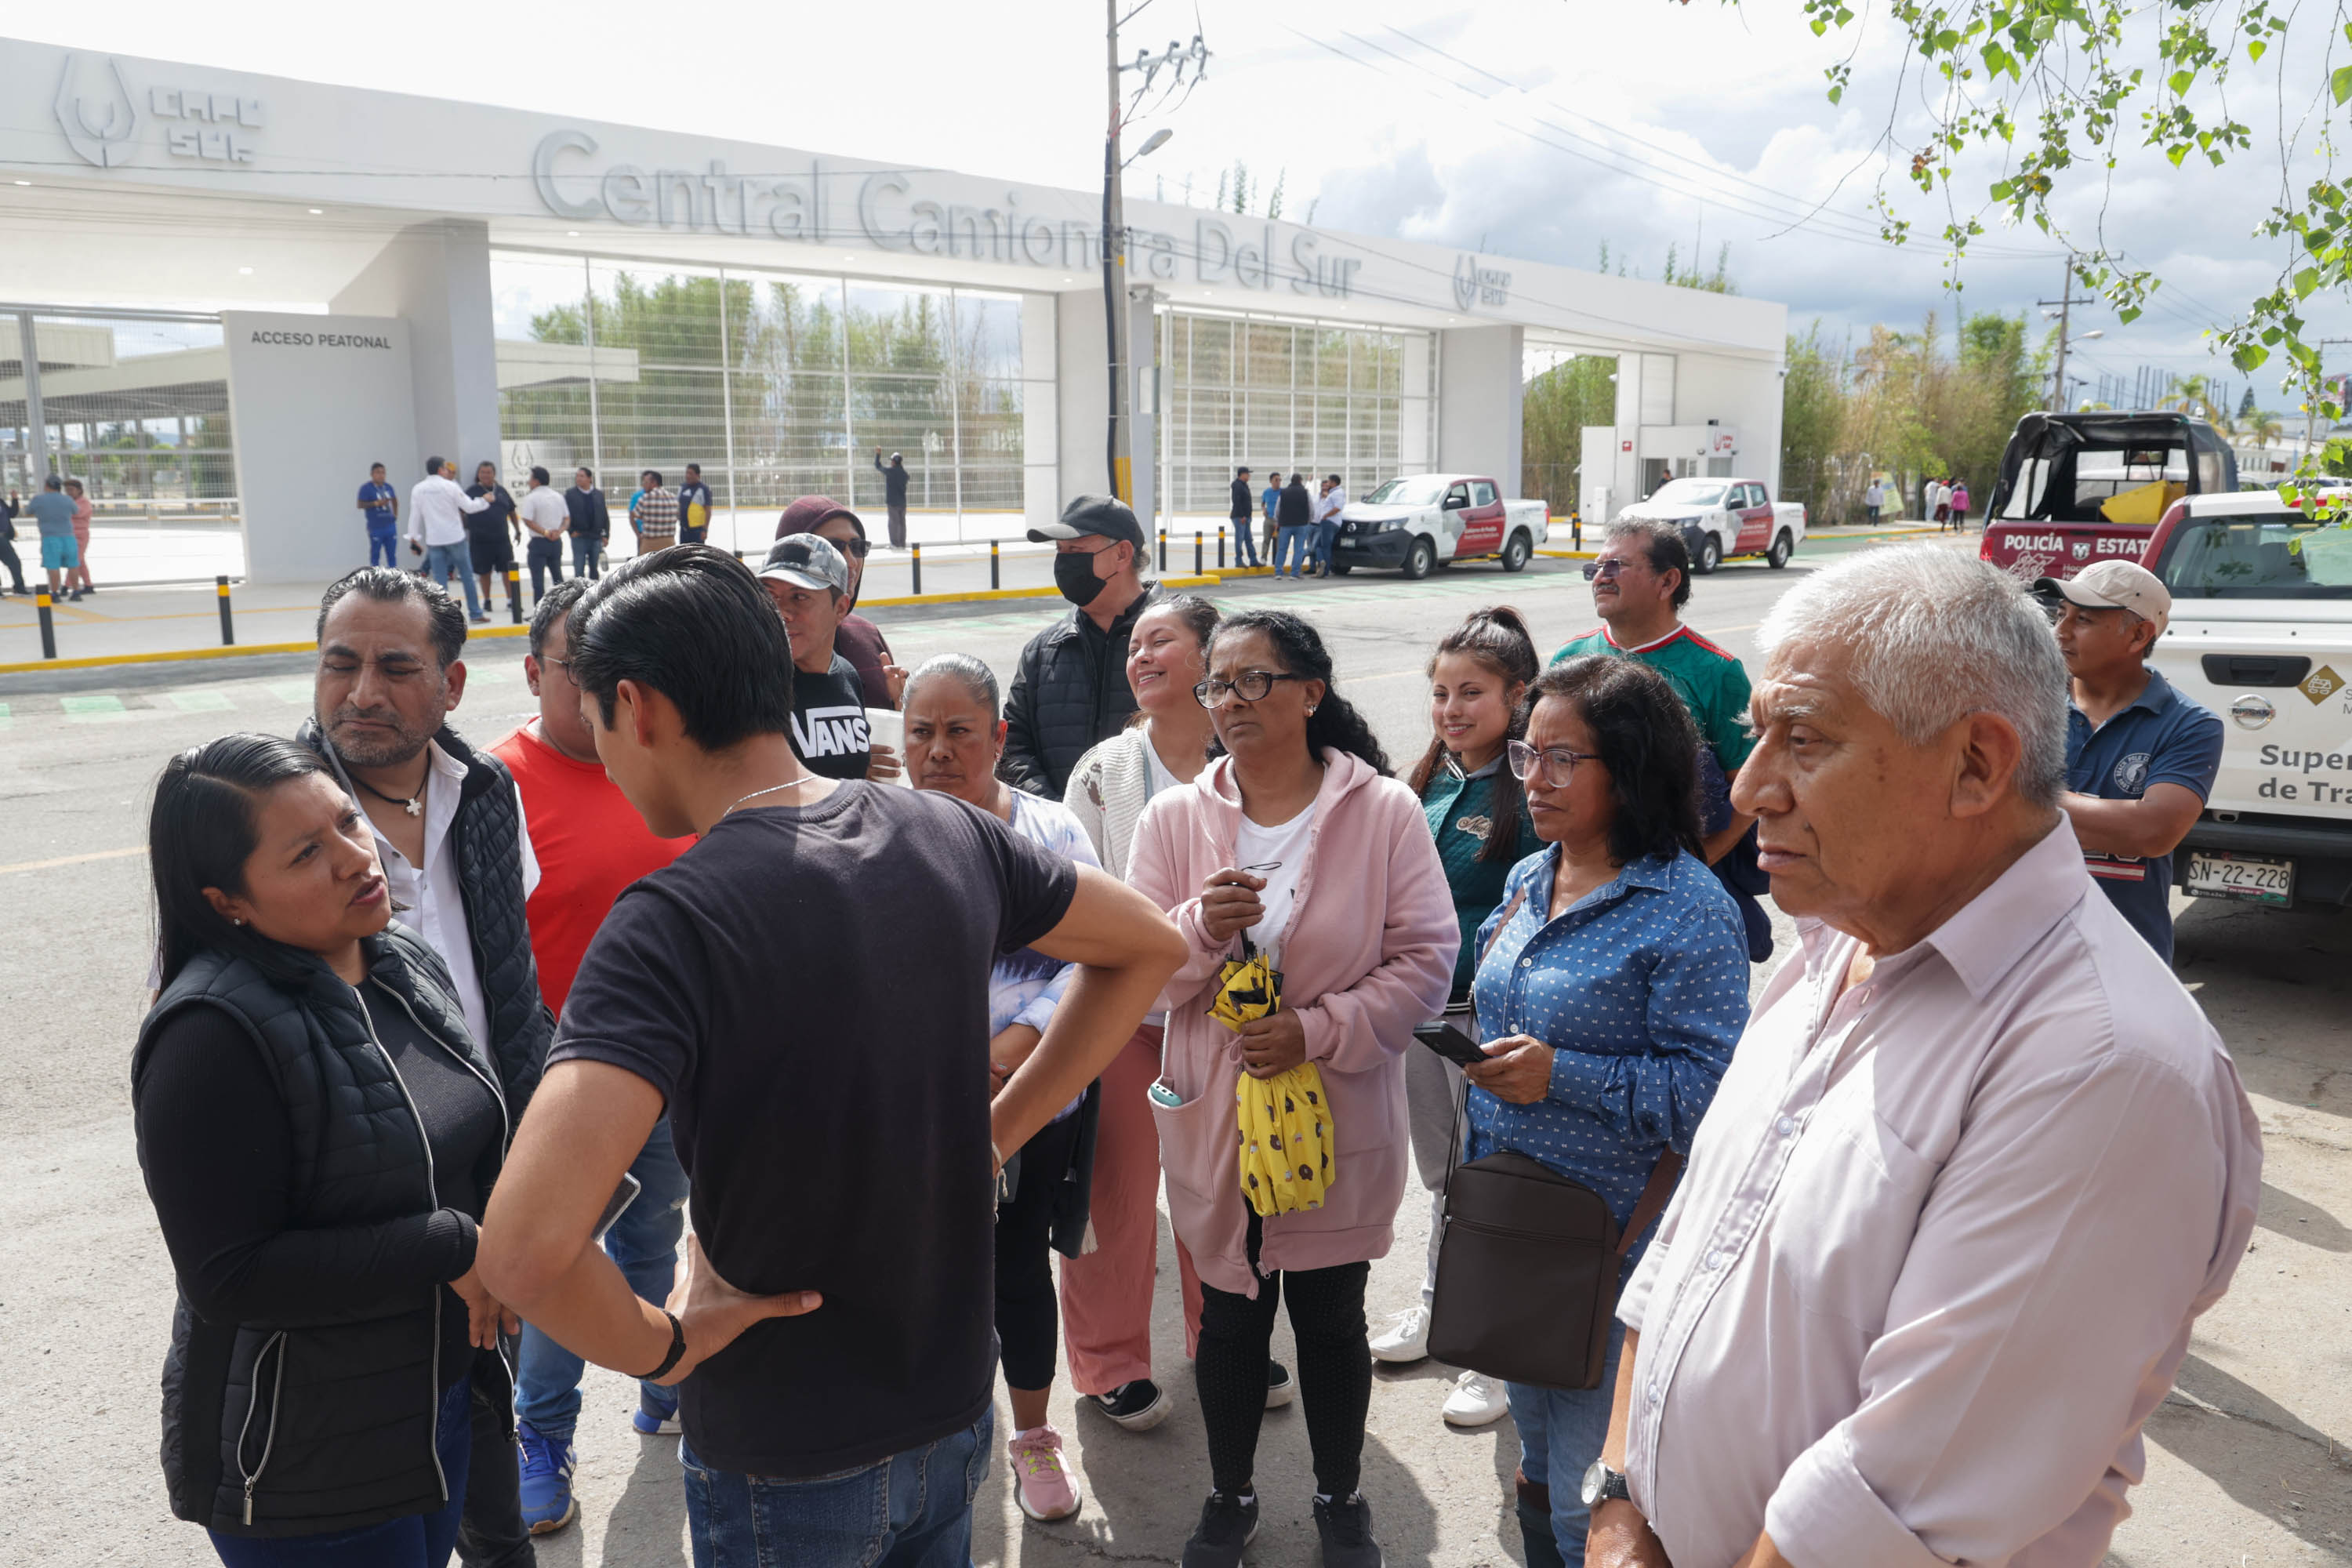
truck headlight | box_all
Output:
[1378,517,1405,532]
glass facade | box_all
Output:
[491,252,1044,544]
[1156,309,1437,516]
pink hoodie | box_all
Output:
[1128,748,1458,1296]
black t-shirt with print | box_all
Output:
[548,782,1080,1478]
[791,652,872,780]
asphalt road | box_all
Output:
[2,539,2343,1566]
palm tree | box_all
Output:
[2160,375,2224,423]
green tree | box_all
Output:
[1521,355,1617,514]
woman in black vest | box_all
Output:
[134,734,519,1567]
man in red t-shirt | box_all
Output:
[492,578,695,1535]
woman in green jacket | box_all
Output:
[1367,605,1544,1428]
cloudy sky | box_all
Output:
[19,0,2350,410]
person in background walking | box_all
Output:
[135,732,528,1568]
[361,461,401,568]
[1229,465,1262,568]
[873,448,912,549]
[675,463,713,547]
[1002,495,1161,797]
[1949,476,1972,531]
[1127,608,1457,1568]
[1862,475,1883,526]
[1465,655,1748,1568]
[28,474,78,600]
[0,487,27,595]
[517,467,569,605]
[1059,593,1223,1436]
[1273,472,1316,581]
[905,653,1105,1524]
[1261,471,1284,563]
[562,467,608,581]
[1929,474,1952,531]
[491,581,695,1537]
[64,476,95,596]
[465,462,519,622]
[775,495,906,710]
[1370,607,1545,1430]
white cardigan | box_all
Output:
[1065,724,1218,883]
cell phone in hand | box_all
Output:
[1412,1019,1486,1068]
[593,1171,643,1243]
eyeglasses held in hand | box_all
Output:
[1507,738,1602,787]
[1580,559,1627,581]
[1195,670,1309,707]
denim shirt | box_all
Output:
[1467,845,1750,1250]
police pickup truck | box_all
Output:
[1982,410,2239,583]
[1330,474,1549,579]
[2143,489,2352,913]
[1615,477,1806,573]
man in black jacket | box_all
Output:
[873,448,912,548]
[300,565,554,1568]
[1228,465,1261,568]
[1000,495,1160,797]
[564,467,609,580]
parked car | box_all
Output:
[1981,410,2239,582]
[1615,477,1806,572]
[1330,474,1549,579]
[2139,488,2352,913]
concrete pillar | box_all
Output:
[1436,324,1524,489]
[330,220,500,483]
[1019,292,1059,534]
[1056,289,1106,513]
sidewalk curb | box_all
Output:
[859,573,1221,611]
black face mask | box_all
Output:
[1054,546,1109,608]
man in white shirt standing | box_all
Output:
[517,465,571,606]
[296,565,554,1568]
[1312,472,1348,579]
[1585,545,2260,1568]
[408,456,493,621]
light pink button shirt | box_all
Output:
[1618,818,2261,1568]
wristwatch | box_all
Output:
[1581,1460,1632,1508]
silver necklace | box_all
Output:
[723,775,826,817]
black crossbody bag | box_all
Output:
[1425,886,1684,1391]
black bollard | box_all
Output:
[216,575,235,646]
[990,538,1000,591]
[1194,531,1203,575]
[506,567,524,623]
[1218,526,1226,571]
[911,543,923,595]
[35,587,56,659]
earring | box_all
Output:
[230,917,245,927]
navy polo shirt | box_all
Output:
[359,480,397,530]
[2065,666,2223,962]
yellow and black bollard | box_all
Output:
[1157,528,1167,573]
[1193,531,1203,576]
[34,586,56,659]
[216,575,235,645]
[505,566,524,623]
[1218,525,1227,571]
[911,542,923,595]
[990,538,1000,591]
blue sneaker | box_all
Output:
[516,1420,578,1535]
[633,1381,681,1436]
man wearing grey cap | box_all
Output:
[1000,495,1160,797]
[757,532,877,781]
[2041,560,2223,962]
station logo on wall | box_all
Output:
[53,53,138,169]
[53,53,267,169]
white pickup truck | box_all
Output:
[1330,474,1549,579]
[1617,477,1807,573]
[2143,490,2352,913]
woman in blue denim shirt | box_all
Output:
[1465,655,1751,1568]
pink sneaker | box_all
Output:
[1007,1424,1083,1522]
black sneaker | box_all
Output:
[1265,1360,1295,1410]
[1182,1490,1259,1568]
[1083,1377,1172,1432]
[1314,1494,1382,1568]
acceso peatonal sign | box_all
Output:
[529,130,1367,300]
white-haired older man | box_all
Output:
[1586,546,2261,1568]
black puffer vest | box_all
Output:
[133,929,508,1536]
[296,719,552,1118]
[998,586,1162,797]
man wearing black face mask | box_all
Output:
[1000,495,1161,797]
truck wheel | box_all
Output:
[1695,535,1722,575]
[1767,531,1793,569]
[1403,537,1436,579]
[1327,557,1353,575]
[1500,531,1532,572]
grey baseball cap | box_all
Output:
[757,532,851,595]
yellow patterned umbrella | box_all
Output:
[1210,943,1335,1218]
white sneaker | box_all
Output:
[1367,1305,1431,1365]
[1442,1370,1510,1427]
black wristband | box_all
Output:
[642,1309,686,1382]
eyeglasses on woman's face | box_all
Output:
[1507,738,1602,788]
[1194,669,1308,708]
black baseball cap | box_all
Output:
[1029,493,1146,550]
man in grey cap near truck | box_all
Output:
[1000,494,1161,797]
[2041,559,2223,963]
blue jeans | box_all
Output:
[1229,517,1259,566]
[681,1407,993,1568]
[1312,519,1340,570]
[368,525,398,568]
[1274,524,1314,576]
[420,542,481,619]
[1507,1320,1626,1568]
[517,1119,690,1446]
[570,534,601,578]
[209,1375,470,1567]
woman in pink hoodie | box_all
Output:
[1128,609,1457,1568]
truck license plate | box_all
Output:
[2184,851,2294,906]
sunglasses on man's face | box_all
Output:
[1581,558,1630,582]
[829,535,871,558]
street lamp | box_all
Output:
[1125,129,1172,168]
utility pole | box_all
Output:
[1103,0,1130,504]
[2038,260,2097,412]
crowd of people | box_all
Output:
[132,485,2261,1568]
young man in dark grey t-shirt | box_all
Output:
[477,547,1182,1566]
